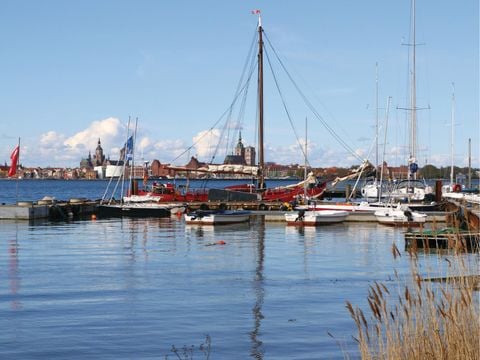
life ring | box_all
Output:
[453,184,462,193]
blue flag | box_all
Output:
[124,136,133,160]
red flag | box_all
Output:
[8,145,20,177]
[251,9,261,14]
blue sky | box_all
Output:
[0,0,478,169]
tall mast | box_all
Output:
[375,62,379,178]
[450,83,455,186]
[410,0,417,180]
[257,14,265,191]
[468,138,472,189]
[304,117,308,198]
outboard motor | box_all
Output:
[295,210,306,222]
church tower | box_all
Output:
[235,132,245,159]
[94,138,105,166]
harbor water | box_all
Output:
[0,179,471,359]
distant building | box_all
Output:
[151,160,176,178]
[80,138,107,170]
[223,154,245,165]
[223,132,256,166]
[235,132,245,159]
[93,138,105,166]
[244,146,256,166]
[185,156,206,170]
[80,152,93,169]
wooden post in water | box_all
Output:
[435,180,443,202]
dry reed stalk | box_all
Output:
[346,233,480,360]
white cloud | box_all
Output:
[23,117,126,166]
[192,129,221,159]
[18,120,463,169]
[40,131,66,146]
[64,117,122,151]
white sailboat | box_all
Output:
[98,118,175,218]
[365,0,434,203]
[442,83,462,198]
[395,0,434,202]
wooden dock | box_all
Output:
[405,228,480,252]
[0,199,97,221]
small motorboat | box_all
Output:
[374,204,427,226]
[184,209,251,225]
[97,202,173,218]
[284,210,349,226]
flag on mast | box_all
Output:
[124,136,134,160]
[251,9,261,14]
[8,145,20,177]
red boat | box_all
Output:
[134,175,326,204]
[134,17,329,205]
[224,173,327,202]
[136,183,209,203]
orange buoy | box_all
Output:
[216,240,226,245]
[91,214,97,220]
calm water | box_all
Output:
[0,180,467,359]
[0,179,305,205]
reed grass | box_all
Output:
[346,240,479,359]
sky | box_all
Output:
[0,0,478,169]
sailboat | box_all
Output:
[97,119,174,218]
[388,0,434,203]
[218,13,327,203]
[136,13,327,205]
[360,64,392,201]
[358,1,434,204]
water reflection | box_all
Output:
[250,218,265,359]
[285,224,318,241]
[8,229,21,310]
[184,222,252,242]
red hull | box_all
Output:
[137,181,326,203]
[225,182,327,202]
[137,183,209,202]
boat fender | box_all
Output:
[218,203,227,210]
[200,203,209,210]
[258,203,267,211]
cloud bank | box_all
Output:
[5,117,472,169]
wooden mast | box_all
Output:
[257,15,265,191]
